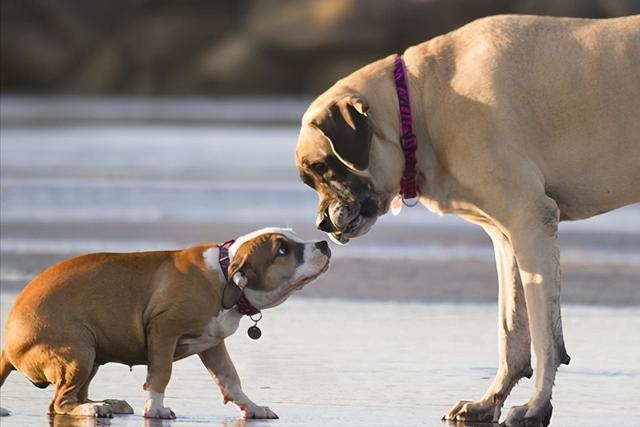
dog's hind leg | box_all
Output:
[501,195,570,427]
[78,364,134,415]
[0,349,16,416]
[48,348,113,418]
[444,227,532,423]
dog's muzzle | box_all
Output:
[316,198,378,243]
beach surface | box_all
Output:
[1,97,639,426]
[2,293,640,427]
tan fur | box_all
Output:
[0,229,330,419]
[296,15,639,426]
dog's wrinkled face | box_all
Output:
[226,228,330,309]
[296,96,384,244]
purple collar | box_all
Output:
[393,55,420,204]
[218,240,260,316]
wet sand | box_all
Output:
[1,293,639,427]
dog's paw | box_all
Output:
[72,403,114,418]
[242,404,278,419]
[443,399,498,423]
[143,405,176,419]
[103,399,134,414]
[501,401,552,427]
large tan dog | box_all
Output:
[0,228,330,419]
[296,15,639,427]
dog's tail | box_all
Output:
[0,349,14,416]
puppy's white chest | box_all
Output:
[177,310,242,355]
[204,310,242,340]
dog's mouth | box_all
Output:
[329,215,377,246]
[345,214,364,234]
[291,258,331,292]
[320,258,330,274]
[327,197,379,245]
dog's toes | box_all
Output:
[143,406,176,419]
[103,399,134,414]
[502,402,552,427]
[95,404,114,418]
[71,403,113,418]
[243,405,278,419]
[265,407,279,419]
[443,399,497,423]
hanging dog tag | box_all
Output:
[247,325,262,340]
[390,194,403,216]
[247,312,263,340]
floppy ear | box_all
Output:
[222,268,255,308]
[224,251,261,305]
[222,281,243,309]
[312,96,372,172]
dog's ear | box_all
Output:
[222,281,243,309]
[222,267,256,308]
[224,238,264,309]
[312,96,372,172]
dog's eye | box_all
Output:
[311,162,328,175]
[277,246,288,256]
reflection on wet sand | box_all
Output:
[46,415,503,427]
[48,415,249,427]
[48,415,112,427]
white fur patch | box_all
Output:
[229,227,301,259]
[176,309,243,356]
[203,246,226,282]
[143,391,165,414]
[143,391,174,419]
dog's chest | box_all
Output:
[176,310,242,355]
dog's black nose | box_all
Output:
[316,209,335,232]
[315,240,330,255]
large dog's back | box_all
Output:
[410,15,640,219]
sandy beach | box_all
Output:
[2,294,640,427]
[1,98,639,426]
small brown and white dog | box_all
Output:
[0,227,330,419]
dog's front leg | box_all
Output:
[444,227,533,423]
[142,326,178,419]
[199,341,278,419]
[502,198,570,427]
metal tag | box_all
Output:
[247,325,262,340]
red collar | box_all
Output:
[393,55,420,204]
[218,240,260,316]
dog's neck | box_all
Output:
[217,240,260,316]
[333,54,438,203]
[372,54,445,208]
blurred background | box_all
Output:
[2,0,640,95]
[1,0,638,302]
[1,2,639,426]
